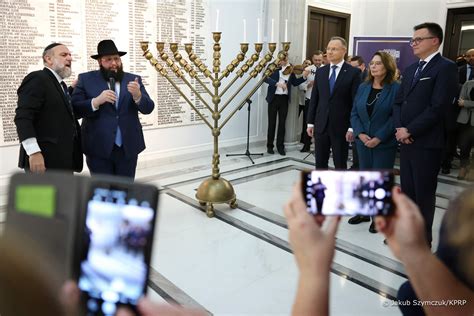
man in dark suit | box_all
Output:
[264,53,306,155]
[15,43,82,173]
[459,48,474,85]
[394,22,458,246]
[307,36,361,169]
[72,40,154,179]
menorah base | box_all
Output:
[196,177,237,217]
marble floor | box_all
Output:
[0,144,470,315]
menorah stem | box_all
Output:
[212,72,220,180]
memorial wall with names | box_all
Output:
[0,0,210,146]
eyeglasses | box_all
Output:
[409,37,435,46]
[369,61,383,66]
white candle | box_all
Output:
[243,19,247,43]
[215,9,219,32]
[172,17,175,42]
[158,19,162,42]
[257,18,261,43]
[270,19,274,43]
[284,19,288,42]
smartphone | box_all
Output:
[301,170,394,216]
[76,180,158,315]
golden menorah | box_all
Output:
[140,32,290,217]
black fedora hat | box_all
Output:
[91,39,127,60]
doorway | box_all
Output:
[306,7,350,59]
[443,7,474,61]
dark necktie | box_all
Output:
[60,81,73,107]
[329,65,338,94]
[61,81,77,137]
[411,60,426,88]
[469,66,474,81]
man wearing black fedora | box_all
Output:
[71,39,154,179]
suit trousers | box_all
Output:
[314,130,348,170]
[298,99,311,148]
[267,95,289,150]
[399,145,442,243]
[86,145,138,180]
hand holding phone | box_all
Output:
[76,180,158,315]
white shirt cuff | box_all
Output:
[307,124,314,128]
[348,128,353,133]
[22,137,41,156]
[91,99,99,111]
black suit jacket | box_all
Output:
[307,62,361,135]
[458,64,468,85]
[15,68,82,172]
[393,53,458,149]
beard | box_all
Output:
[52,59,72,79]
[100,65,124,82]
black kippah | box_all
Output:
[43,42,63,53]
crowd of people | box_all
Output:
[268,21,474,315]
[6,18,474,316]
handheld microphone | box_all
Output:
[109,77,116,92]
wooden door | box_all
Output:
[444,7,474,61]
[306,7,350,59]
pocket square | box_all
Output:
[419,77,431,81]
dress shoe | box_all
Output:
[277,149,286,156]
[457,167,468,180]
[369,221,377,234]
[300,146,310,152]
[348,215,370,224]
[267,148,274,154]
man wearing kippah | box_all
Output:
[15,43,82,173]
[72,40,154,180]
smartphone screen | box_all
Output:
[302,170,394,216]
[77,182,158,315]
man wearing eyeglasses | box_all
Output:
[393,23,458,248]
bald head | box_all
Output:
[466,49,474,66]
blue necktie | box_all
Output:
[112,81,122,147]
[411,60,426,88]
[469,66,474,81]
[329,65,337,94]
